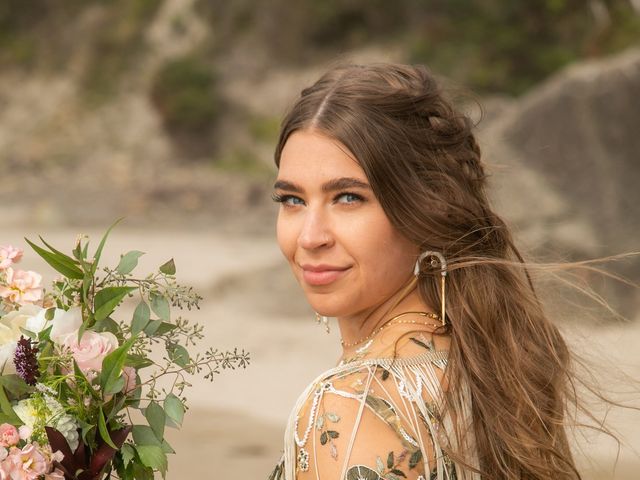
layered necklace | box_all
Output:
[340,310,441,348]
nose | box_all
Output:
[297,207,333,251]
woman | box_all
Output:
[267,63,617,480]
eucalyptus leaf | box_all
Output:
[166,343,189,368]
[116,251,145,275]
[150,293,170,322]
[132,301,150,335]
[159,258,176,275]
[144,401,166,440]
[164,394,184,427]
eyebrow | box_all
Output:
[273,177,371,193]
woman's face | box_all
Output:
[274,129,419,318]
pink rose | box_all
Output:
[0,246,23,270]
[59,330,119,375]
[0,424,19,448]
[0,268,43,305]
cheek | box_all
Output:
[276,213,296,262]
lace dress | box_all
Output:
[268,329,480,480]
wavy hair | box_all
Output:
[273,63,637,479]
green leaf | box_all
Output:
[116,251,145,275]
[73,360,101,400]
[0,384,22,425]
[38,235,82,266]
[126,354,154,369]
[132,301,150,335]
[24,237,84,279]
[327,430,339,439]
[164,394,184,427]
[159,258,176,275]
[92,217,125,275]
[153,322,177,336]
[136,445,167,477]
[121,443,135,467]
[94,286,136,321]
[143,320,162,336]
[390,469,407,478]
[387,451,394,469]
[101,336,136,394]
[166,343,189,368]
[132,425,161,446]
[94,316,120,335]
[320,432,327,445]
[150,293,170,322]
[161,439,175,454]
[145,401,166,440]
[0,375,30,398]
[98,407,117,449]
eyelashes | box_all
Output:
[271,192,365,206]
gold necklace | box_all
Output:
[340,311,441,348]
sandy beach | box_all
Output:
[4,227,638,479]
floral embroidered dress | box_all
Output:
[268,327,480,480]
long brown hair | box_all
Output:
[274,63,637,479]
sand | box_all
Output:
[3,227,638,479]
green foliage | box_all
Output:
[150,55,221,134]
[214,148,275,178]
[249,115,281,144]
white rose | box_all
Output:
[0,304,43,373]
[49,306,82,344]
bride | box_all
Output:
[267,63,613,480]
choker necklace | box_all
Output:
[340,311,441,348]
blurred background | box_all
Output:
[1,0,639,478]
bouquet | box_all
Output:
[0,219,249,479]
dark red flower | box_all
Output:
[13,336,40,385]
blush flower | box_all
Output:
[0,246,23,270]
[59,330,119,375]
[4,443,49,479]
[0,424,19,448]
[0,268,43,306]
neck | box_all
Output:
[336,276,430,356]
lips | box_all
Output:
[300,264,351,286]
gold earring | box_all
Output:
[315,312,330,333]
[414,251,447,327]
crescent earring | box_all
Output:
[414,251,448,327]
[315,312,330,333]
